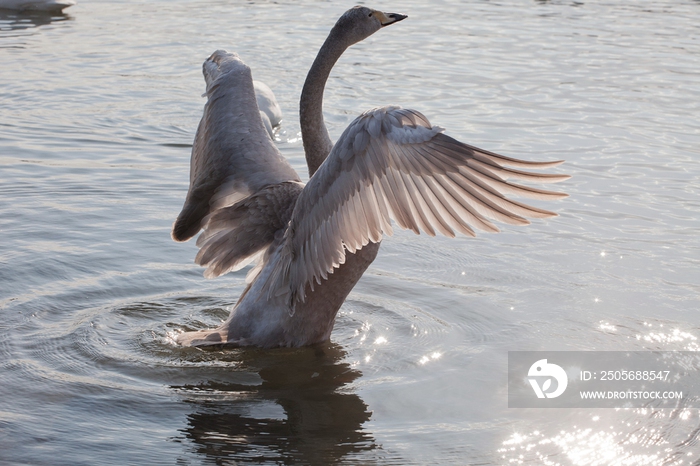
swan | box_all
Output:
[0,0,75,12]
[172,6,569,348]
[254,81,283,138]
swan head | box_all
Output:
[331,6,407,47]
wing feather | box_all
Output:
[172,50,299,242]
[436,173,525,227]
[263,106,569,305]
[195,181,303,279]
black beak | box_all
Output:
[380,12,407,27]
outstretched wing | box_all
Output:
[264,106,569,304]
[195,180,304,279]
[172,50,300,243]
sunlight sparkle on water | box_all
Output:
[640,328,699,351]
[499,428,668,465]
[418,351,442,365]
[498,407,699,465]
[599,321,616,332]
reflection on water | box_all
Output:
[174,344,379,464]
[0,10,71,33]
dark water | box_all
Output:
[1,0,699,464]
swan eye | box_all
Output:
[368,13,372,17]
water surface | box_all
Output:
[1,0,699,464]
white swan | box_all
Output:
[254,81,283,138]
[172,6,569,348]
[0,0,75,12]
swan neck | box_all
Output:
[300,32,347,177]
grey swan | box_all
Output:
[171,6,569,348]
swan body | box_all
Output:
[0,0,75,11]
[173,7,569,348]
[254,81,283,138]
